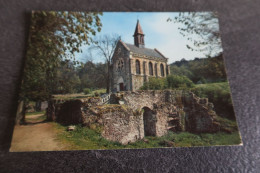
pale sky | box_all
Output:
[75,12,221,64]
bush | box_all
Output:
[167,75,195,89]
[94,92,100,97]
[192,82,235,119]
[140,77,167,90]
[83,88,91,95]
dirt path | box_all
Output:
[10,114,67,152]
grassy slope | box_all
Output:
[53,123,242,150]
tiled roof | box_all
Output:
[124,42,167,60]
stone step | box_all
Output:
[167,125,176,130]
[168,117,179,121]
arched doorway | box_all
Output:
[142,107,157,136]
[117,76,124,91]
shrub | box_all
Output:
[83,88,91,95]
[141,77,167,90]
[167,75,195,89]
[94,92,100,97]
[192,82,235,119]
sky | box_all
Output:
[76,12,220,64]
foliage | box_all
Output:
[83,88,91,95]
[170,54,227,84]
[167,75,195,89]
[141,75,194,90]
[20,11,102,102]
[77,61,107,91]
[168,12,222,57]
[54,123,241,150]
[141,77,167,90]
[192,82,235,119]
[55,60,81,94]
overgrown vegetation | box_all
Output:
[141,75,194,90]
[52,88,106,100]
[170,54,227,84]
[192,82,235,119]
[25,111,46,116]
[54,123,241,150]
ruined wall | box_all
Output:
[112,90,183,137]
[112,90,220,134]
[83,105,144,144]
[182,92,220,133]
[47,90,221,144]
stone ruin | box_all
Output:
[46,90,221,144]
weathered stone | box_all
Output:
[47,90,221,144]
[67,125,76,131]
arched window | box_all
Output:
[149,62,153,76]
[136,60,140,74]
[160,64,165,77]
[143,61,146,75]
[155,63,158,77]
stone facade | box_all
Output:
[110,20,171,92]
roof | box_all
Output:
[123,42,167,60]
[134,20,144,36]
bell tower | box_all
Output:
[133,20,145,48]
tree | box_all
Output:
[90,34,120,93]
[17,11,102,124]
[168,12,222,57]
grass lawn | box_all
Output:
[53,88,107,100]
[53,123,242,150]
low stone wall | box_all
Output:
[83,105,144,144]
[47,90,221,144]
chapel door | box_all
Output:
[119,83,124,91]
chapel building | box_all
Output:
[110,20,170,92]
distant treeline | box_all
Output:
[170,54,227,84]
[53,60,107,94]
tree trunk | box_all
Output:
[106,61,110,93]
[16,100,27,125]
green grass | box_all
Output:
[52,88,107,100]
[25,111,45,116]
[192,82,236,119]
[53,123,242,150]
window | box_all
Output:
[149,62,153,76]
[117,58,124,72]
[160,64,164,77]
[136,60,141,74]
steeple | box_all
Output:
[133,20,145,48]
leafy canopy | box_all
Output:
[168,12,222,57]
[21,11,102,101]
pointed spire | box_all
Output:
[133,20,145,48]
[134,20,144,36]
